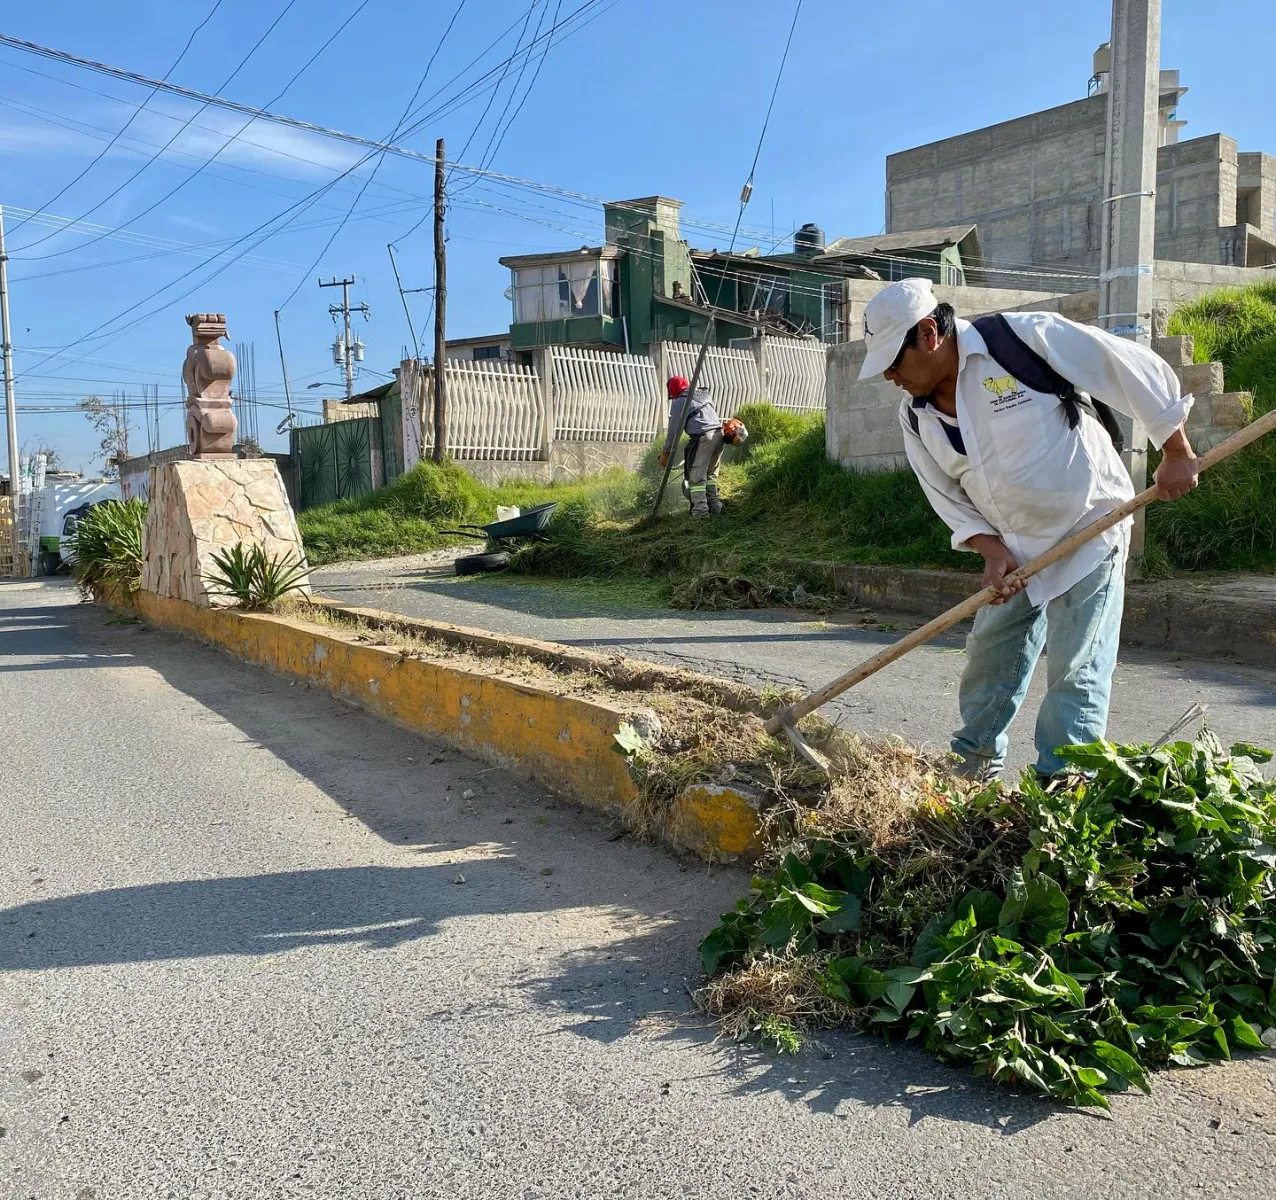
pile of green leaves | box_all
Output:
[701,732,1276,1109]
[66,498,147,597]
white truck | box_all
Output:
[31,476,122,575]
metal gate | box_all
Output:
[291,417,380,510]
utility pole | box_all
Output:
[0,206,21,575]
[318,274,369,401]
[273,309,296,432]
[432,137,447,463]
[1098,0,1161,568]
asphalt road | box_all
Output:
[313,555,1276,775]
[4,579,1276,1199]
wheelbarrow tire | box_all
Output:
[454,550,511,576]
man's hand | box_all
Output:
[968,534,1022,605]
[658,451,670,469]
[1154,427,1199,501]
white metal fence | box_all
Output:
[410,335,825,462]
[763,338,827,413]
[548,346,662,442]
[658,341,762,420]
[423,359,545,461]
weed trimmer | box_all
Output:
[764,407,1276,773]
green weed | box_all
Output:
[700,731,1276,1109]
[1152,282,1276,572]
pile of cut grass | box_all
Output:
[699,729,1276,1111]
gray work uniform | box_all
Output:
[662,386,724,517]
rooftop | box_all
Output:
[820,224,980,257]
[498,245,622,268]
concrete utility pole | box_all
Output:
[432,137,447,463]
[0,206,21,572]
[1098,0,1161,566]
[319,275,369,401]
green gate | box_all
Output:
[291,417,380,510]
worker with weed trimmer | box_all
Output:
[860,277,1200,783]
[659,374,726,518]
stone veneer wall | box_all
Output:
[141,459,309,607]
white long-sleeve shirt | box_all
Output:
[899,312,1193,606]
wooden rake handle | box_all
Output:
[763,407,1276,736]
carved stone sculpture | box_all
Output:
[182,312,237,457]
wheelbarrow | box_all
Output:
[441,502,558,575]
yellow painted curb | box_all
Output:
[667,782,766,861]
[128,591,764,862]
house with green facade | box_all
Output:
[498,196,982,355]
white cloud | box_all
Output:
[125,101,366,180]
[0,117,99,155]
[0,93,366,182]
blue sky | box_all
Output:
[2,0,1273,473]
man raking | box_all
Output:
[860,278,1200,782]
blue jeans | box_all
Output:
[952,545,1125,779]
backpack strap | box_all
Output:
[908,398,966,456]
[971,313,1125,454]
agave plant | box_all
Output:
[205,543,310,611]
[205,543,257,606]
[251,548,310,607]
[67,499,147,598]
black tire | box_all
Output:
[39,551,62,576]
[454,550,511,576]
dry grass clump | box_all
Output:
[699,955,856,1050]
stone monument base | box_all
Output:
[141,459,309,607]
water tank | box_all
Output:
[794,223,825,258]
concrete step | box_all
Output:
[1180,360,1225,396]
[1154,334,1195,367]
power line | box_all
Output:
[14,0,304,258]
[450,0,542,176]
[6,0,225,236]
[275,0,470,313]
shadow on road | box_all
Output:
[0,592,1060,1134]
[0,857,1058,1136]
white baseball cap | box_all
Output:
[857,277,939,380]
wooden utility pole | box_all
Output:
[432,137,447,463]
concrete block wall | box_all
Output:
[1237,152,1276,235]
[885,95,1108,280]
[1154,334,1253,451]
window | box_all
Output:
[512,257,618,322]
[822,282,847,344]
[472,345,503,361]
[736,272,788,316]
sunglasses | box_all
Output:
[888,325,922,373]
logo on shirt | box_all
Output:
[983,375,1019,399]
[983,374,1030,411]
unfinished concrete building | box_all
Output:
[885,46,1276,284]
